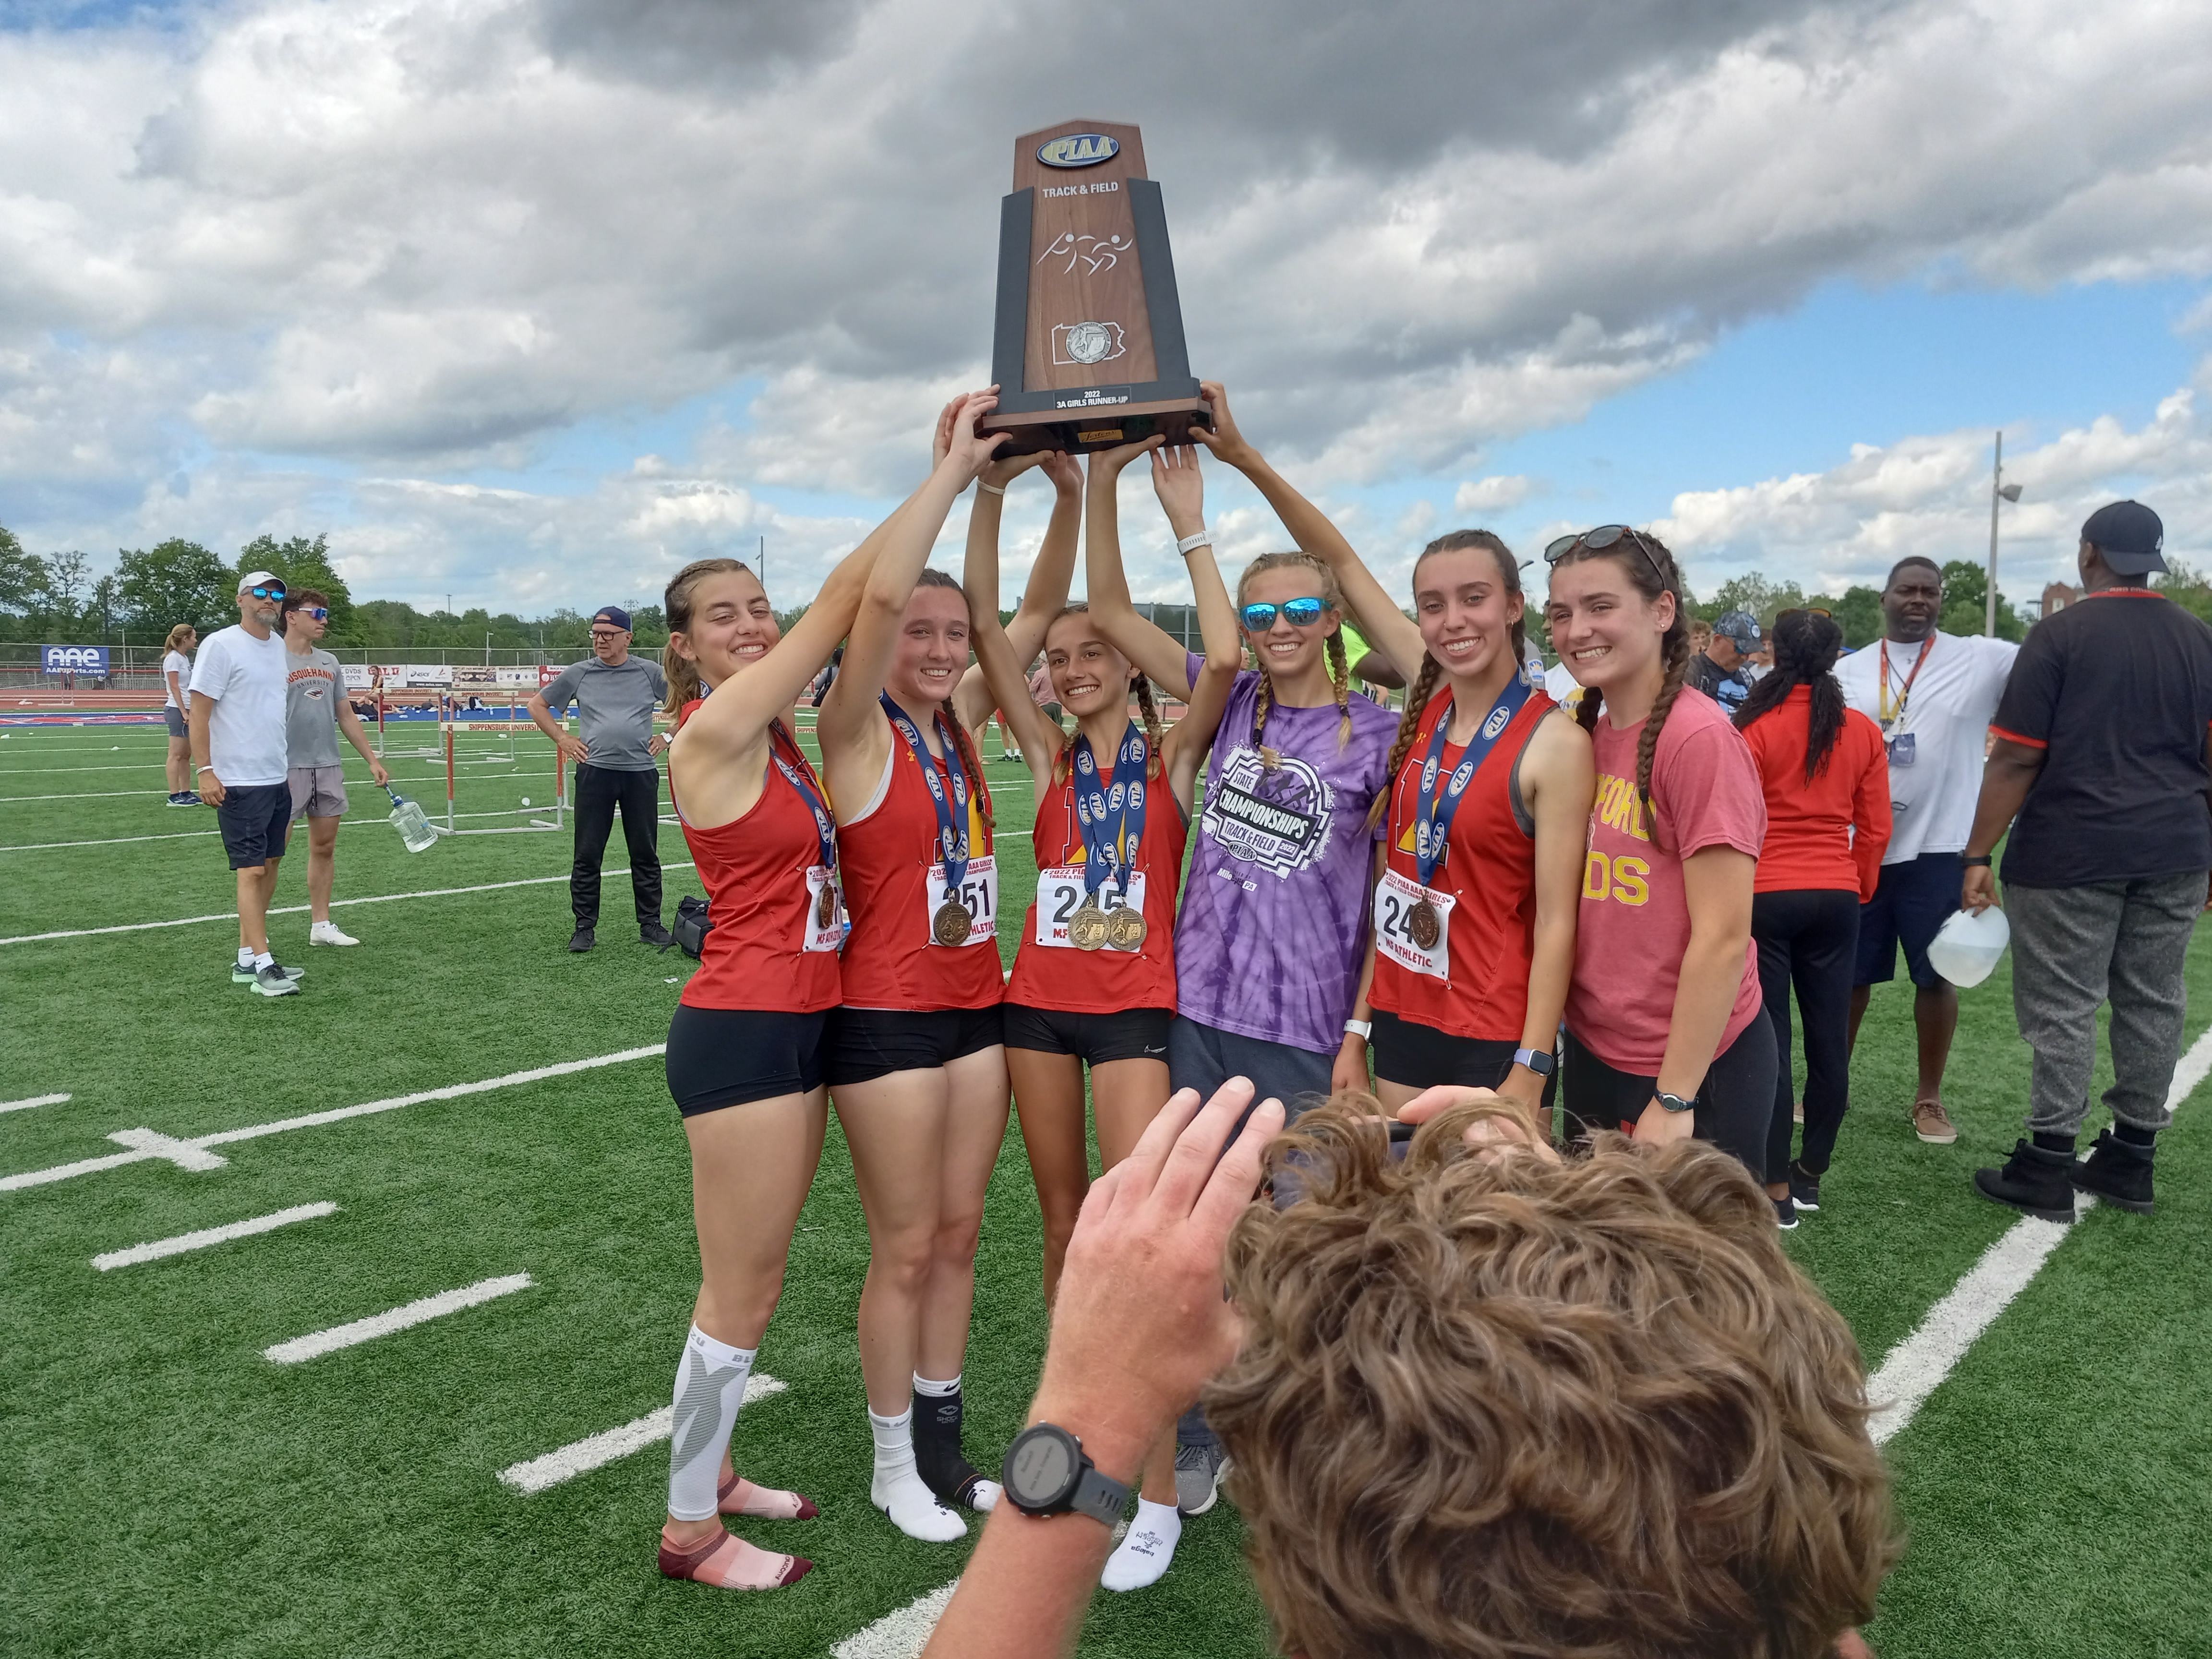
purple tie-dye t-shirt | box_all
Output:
[1175,652,1397,1055]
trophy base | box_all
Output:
[980,397,1214,457]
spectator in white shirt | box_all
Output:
[162,623,199,805]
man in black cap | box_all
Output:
[1684,609,1760,713]
[527,605,672,951]
[1961,501,2212,1218]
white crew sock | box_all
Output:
[869,1407,964,1542]
[238,947,254,967]
[1102,1498,1182,1592]
[252,951,274,970]
[666,1325,755,1522]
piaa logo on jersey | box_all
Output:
[1037,133,1119,169]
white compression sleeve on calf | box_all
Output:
[667,1325,756,1522]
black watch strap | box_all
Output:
[1962,854,1993,867]
[1068,1465,1129,1527]
[1656,1091,1696,1113]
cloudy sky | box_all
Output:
[3,0,2209,620]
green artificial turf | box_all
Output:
[2,720,2209,1657]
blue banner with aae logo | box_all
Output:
[40,644,109,674]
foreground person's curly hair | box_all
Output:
[1210,1096,1899,1659]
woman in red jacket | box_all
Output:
[1735,609,1892,1226]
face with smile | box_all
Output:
[889,585,971,709]
[1239,565,1337,682]
[1045,613,1133,721]
[1414,546,1520,684]
[672,568,779,690]
[1545,557,1674,697]
[1882,564,1942,643]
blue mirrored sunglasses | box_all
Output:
[249,585,286,601]
[1240,596,1328,631]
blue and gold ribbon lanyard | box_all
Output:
[1404,675,1532,948]
[881,694,975,946]
[770,720,843,942]
[1070,721,1150,951]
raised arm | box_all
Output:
[950,450,1081,731]
[964,466,1070,793]
[1151,446,1242,806]
[1082,436,1193,699]
[1189,380,1424,681]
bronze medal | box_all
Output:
[817,879,838,931]
[1068,895,1109,952]
[1407,897,1442,951]
[1105,903,1147,952]
[933,899,974,947]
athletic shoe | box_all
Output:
[640,920,674,949]
[309,921,360,947]
[1174,1440,1231,1517]
[253,960,301,997]
[182,792,203,805]
[1773,1194,1799,1230]
[568,925,595,953]
[232,960,305,985]
[1972,1139,2078,1222]
[2069,1129,2155,1214]
[1788,1161,1822,1213]
[165,792,192,806]
[1912,1101,1959,1144]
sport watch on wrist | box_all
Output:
[1962,854,1993,867]
[1001,1423,1130,1525]
[1511,1046,1556,1078]
[1343,1019,1372,1042]
[1656,1091,1696,1114]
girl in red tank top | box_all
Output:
[645,419,974,1595]
[814,394,1039,1544]
[1307,528,1596,1114]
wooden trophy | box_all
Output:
[979,120,1211,456]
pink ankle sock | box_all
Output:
[719,1469,820,1519]
[658,1527,812,1590]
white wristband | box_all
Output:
[1177,529,1213,555]
[1343,1019,1372,1041]
[977,481,1006,497]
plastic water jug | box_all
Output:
[386,790,439,854]
[1927,906,2009,988]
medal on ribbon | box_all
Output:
[1072,721,1150,952]
[1405,677,1533,947]
[771,721,843,943]
[880,694,979,948]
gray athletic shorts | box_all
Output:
[289,764,348,820]
[164,705,187,738]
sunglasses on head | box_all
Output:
[1543,525,1667,584]
[249,585,286,601]
[1240,597,1329,631]
[1775,606,1832,623]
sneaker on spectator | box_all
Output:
[309,920,360,947]
[1787,1162,1822,1213]
[232,960,304,985]
[1912,1101,1958,1144]
[253,961,302,997]
[1773,1195,1799,1230]
[1174,1440,1230,1517]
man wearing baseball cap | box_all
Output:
[1685,610,1759,713]
[189,570,307,997]
[527,605,672,951]
[1962,501,2212,1219]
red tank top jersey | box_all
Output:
[1004,743,1189,1014]
[838,719,1002,1011]
[1370,688,1556,1042]
[673,711,841,1014]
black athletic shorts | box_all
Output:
[216,781,293,870]
[1558,1016,1776,1180]
[665,1004,831,1116]
[1369,1010,1559,1112]
[825,1005,1005,1087]
[1002,1002,1171,1065]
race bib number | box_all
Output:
[922,854,999,948]
[1033,867,1150,950]
[1374,866,1454,980]
[803,865,844,954]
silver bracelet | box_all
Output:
[977,481,1006,497]
[1176,529,1213,555]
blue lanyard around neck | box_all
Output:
[1071,721,1148,900]
[769,721,836,873]
[880,693,971,891]
[1411,677,1531,887]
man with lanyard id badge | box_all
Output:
[1833,555,2019,1146]
[1039,723,1149,953]
[1374,675,1533,981]
[882,693,997,948]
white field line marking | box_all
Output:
[0,1044,665,1192]
[0,1092,70,1115]
[0,762,172,774]
[0,801,572,853]
[0,768,548,803]
[264,1272,533,1363]
[1864,1022,2212,1444]
[0,863,694,945]
[94,1201,338,1270]
[498,1375,790,1494]
[832,1581,962,1659]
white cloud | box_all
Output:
[1455,474,1532,514]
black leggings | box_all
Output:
[1560,1014,1776,1181]
[1753,888,1860,1180]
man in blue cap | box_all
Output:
[1685,610,1759,712]
[1961,501,2212,1218]
[528,605,672,951]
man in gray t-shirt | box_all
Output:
[527,604,672,951]
[282,590,390,948]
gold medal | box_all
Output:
[1104,903,1147,952]
[1068,895,1109,952]
[817,879,838,931]
[933,899,973,947]
[1407,898,1442,951]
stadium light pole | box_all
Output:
[1986,432,2023,637]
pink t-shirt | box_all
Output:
[1565,688,1766,1076]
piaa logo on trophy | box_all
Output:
[1036,133,1119,168]
[1052,321,1126,366]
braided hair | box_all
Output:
[913,567,995,844]
[1238,551,1354,764]
[1040,604,1164,786]
[1734,609,1848,783]
[1558,531,1692,829]
[661,555,755,710]
[1364,529,1529,831]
